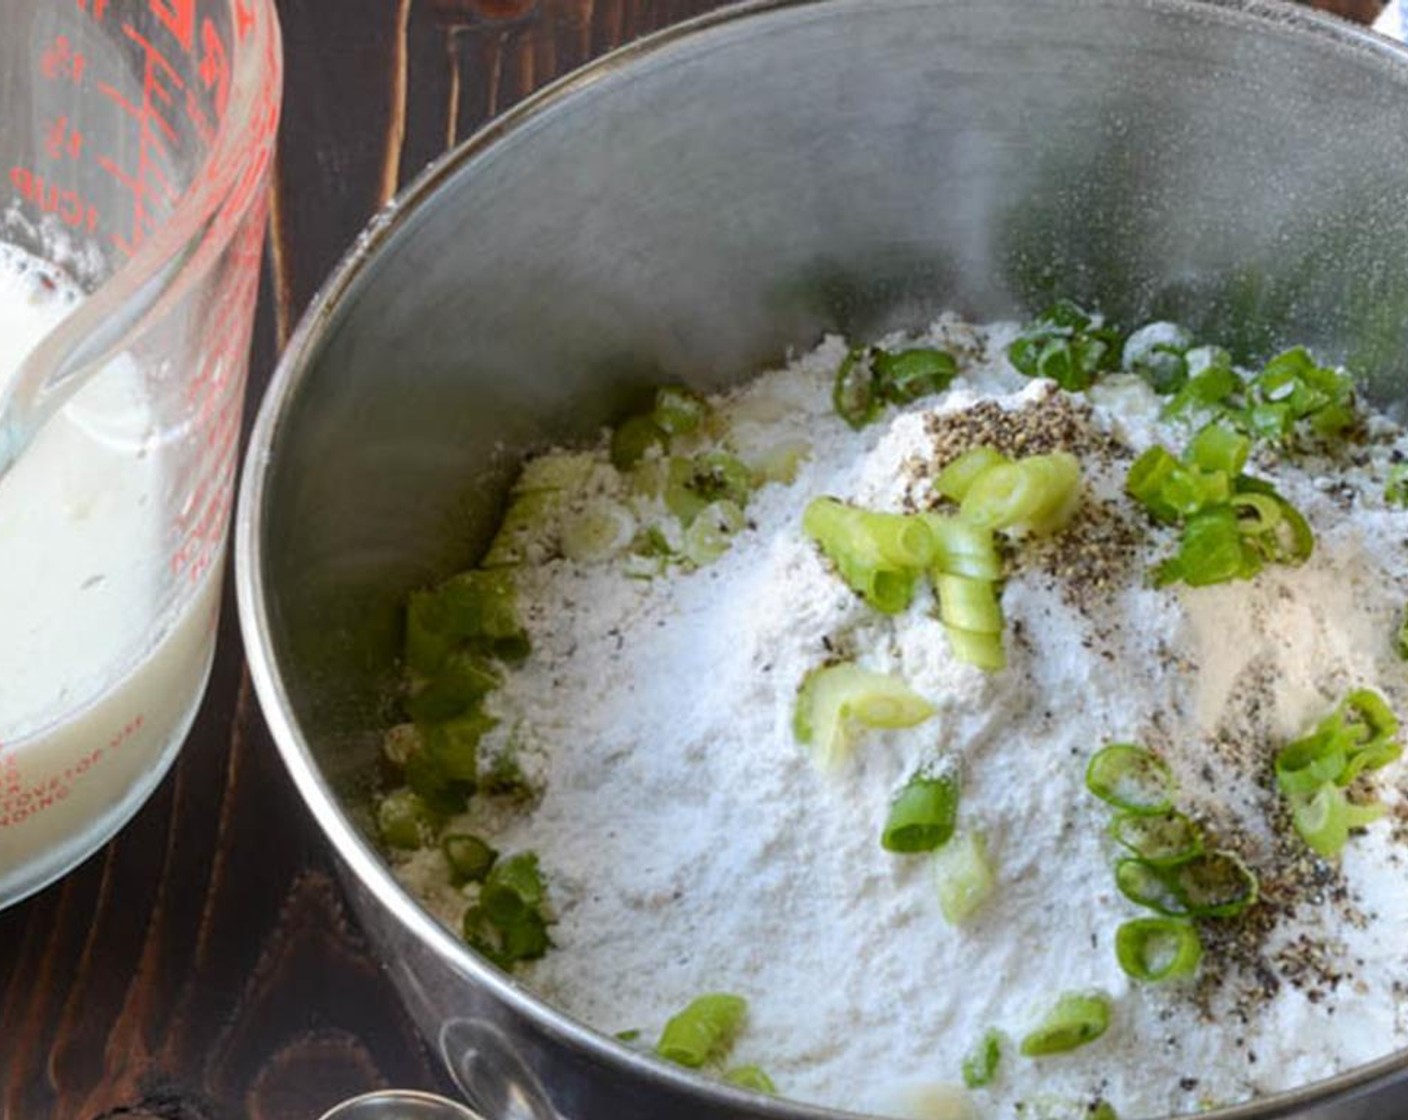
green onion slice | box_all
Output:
[1085,744,1175,815]
[934,446,1009,503]
[803,497,934,613]
[462,903,550,969]
[652,385,709,436]
[1290,784,1351,858]
[1186,423,1250,477]
[833,347,883,429]
[1123,321,1192,395]
[923,515,1003,581]
[1114,857,1188,917]
[442,833,498,886]
[933,830,996,925]
[935,574,1003,636]
[1274,730,1347,797]
[681,500,746,568]
[960,453,1081,535]
[1108,809,1203,866]
[1114,918,1202,982]
[874,347,958,404]
[1387,463,1408,508]
[610,414,669,470]
[1018,992,1112,1057]
[560,500,637,563]
[403,750,474,817]
[1117,851,1258,919]
[723,1066,777,1095]
[882,773,960,853]
[1125,446,1183,524]
[665,453,753,526]
[405,569,529,674]
[1155,507,1257,588]
[961,1028,1003,1089]
[1169,850,1258,919]
[942,626,1007,672]
[405,652,501,724]
[480,851,547,927]
[377,789,442,851]
[657,993,748,1068]
[793,662,936,771]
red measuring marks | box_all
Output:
[96,24,185,257]
[5,32,104,232]
[169,199,265,586]
[0,716,144,830]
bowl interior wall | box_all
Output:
[259,0,1408,800]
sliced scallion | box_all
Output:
[933,830,995,925]
[665,453,753,526]
[403,749,474,817]
[1085,744,1175,815]
[1123,321,1192,394]
[681,499,746,568]
[405,652,501,724]
[1108,809,1203,867]
[793,662,936,771]
[803,497,934,613]
[1018,992,1111,1057]
[480,851,546,926]
[960,1029,1002,1089]
[1114,857,1188,917]
[657,993,748,1068]
[935,574,1003,635]
[833,347,883,430]
[934,447,1009,503]
[922,515,1003,581]
[652,385,709,436]
[942,626,1007,672]
[1290,784,1351,859]
[883,773,960,853]
[1114,917,1202,982]
[442,833,498,886]
[1168,850,1258,919]
[1008,301,1121,392]
[377,788,441,850]
[723,1065,776,1094]
[1185,422,1251,477]
[610,414,669,470]
[959,453,1080,535]
[1387,463,1408,508]
[462,850,552,969]
[560,500,637,562]
[1276,689,1403,856]
[423,711,496,783]
[873,347,958,404]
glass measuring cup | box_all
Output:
[0,0,282,907]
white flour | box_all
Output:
[391,317,1408,1118]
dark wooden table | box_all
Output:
[0,0,1388,1117]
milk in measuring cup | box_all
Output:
[0,242,221,900]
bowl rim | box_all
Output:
[235,1,1408,1117]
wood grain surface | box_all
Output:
[0,1,1388,1117]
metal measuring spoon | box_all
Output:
[316,1089,490,1120]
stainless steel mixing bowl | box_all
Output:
[236,2,1408,1117]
